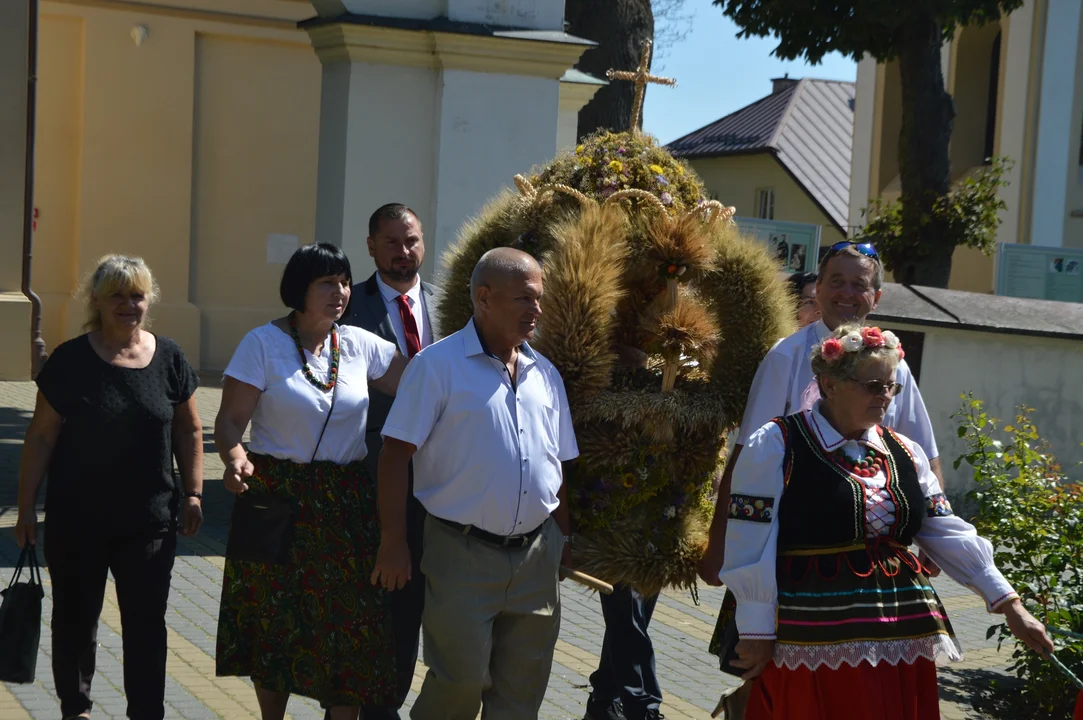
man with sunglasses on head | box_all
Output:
[699,241,944,719]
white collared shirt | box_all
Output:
[374,273,433,354]
[381,318,579,536]
[736,319,939,460]
[720,404,1016,639]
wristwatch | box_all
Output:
[184,491,203,500]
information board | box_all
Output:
[996,243,1083,303]
[733,217,822,274]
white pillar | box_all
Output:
[1030,0,1081,247]
[305,1,590,281]
[558,71,605,153]
[848,55,878,234]
[997,0,1037,246]
[0,1,33,379]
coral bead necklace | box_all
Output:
[289,313,339,392]
[834,447,883,478]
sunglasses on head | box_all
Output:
[852,379,903,397]
[825,241,879,261]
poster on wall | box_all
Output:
[733,217,822,274]
[996,244,1083,304]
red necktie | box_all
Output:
[395,295,422,358]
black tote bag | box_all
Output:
[0,545,45,683]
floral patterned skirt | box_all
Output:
[215,453,397,708]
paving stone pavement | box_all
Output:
[0,380,1015,719]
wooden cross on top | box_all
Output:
[606,40,677,133]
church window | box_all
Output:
[756,188,775,220]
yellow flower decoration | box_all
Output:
[675,164,685,176]
[622,473,636,488]
[583,157,594,167]
[608,160,624,173]
[649,164,664,175]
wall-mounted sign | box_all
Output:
[996,243,1083,304]
[733,217,822,274]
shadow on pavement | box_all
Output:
[938,666,1020,719]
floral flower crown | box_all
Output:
[818,326,905,365]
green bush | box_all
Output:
[953,394,1083,719]
[856,157,1011,275]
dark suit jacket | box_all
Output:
[340,272,438,479]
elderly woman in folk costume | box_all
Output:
[718,323,1053,720]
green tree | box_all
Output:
[714,0,1022,288]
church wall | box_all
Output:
[876,320,1083,499]
[33,14,84,346]
[945,247,995,295]
[687,153,846,248]
[190,34,321,372]
[30,1,317,370]
[948,21,1001,174]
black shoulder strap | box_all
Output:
[310,327,340,464]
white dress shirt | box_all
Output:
[223,324,397,464]
[382,318,579,536]
[721,404,1017,641]
[375,273,433,354]
[736,320,939,460]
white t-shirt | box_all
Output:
[224,323,396,465]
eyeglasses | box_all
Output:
[852,379,903,397]
[825,241,879,261]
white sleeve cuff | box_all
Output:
[967,567,1018,612]
[734,599,777,639]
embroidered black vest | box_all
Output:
[775,413,925,553]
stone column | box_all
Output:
[996,0,1038,246]
[304,0,592,283]
[0,1,33,380]
[1030,0,1081,247]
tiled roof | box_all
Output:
[667,79,855,233]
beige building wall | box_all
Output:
[687,153,846,247]
[21,1,598,373]
[30,1,315,372]
[849,1,1080,294]
[878,320,1083,497]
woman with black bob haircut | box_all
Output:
[214,242,408,719]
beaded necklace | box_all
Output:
[833,446,884,478]
[289,313,339,392]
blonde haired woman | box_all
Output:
[15,254,204,720]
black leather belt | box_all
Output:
[435,516,544,550]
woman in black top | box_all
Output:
[15,254,204,720]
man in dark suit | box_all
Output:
[337,202,438,719]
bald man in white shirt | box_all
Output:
[373,248,578,720]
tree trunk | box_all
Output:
[566,0,655,139]
[894,10,956,287]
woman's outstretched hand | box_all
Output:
[1002,599,1055,656]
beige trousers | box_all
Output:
[410,515,563,720]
